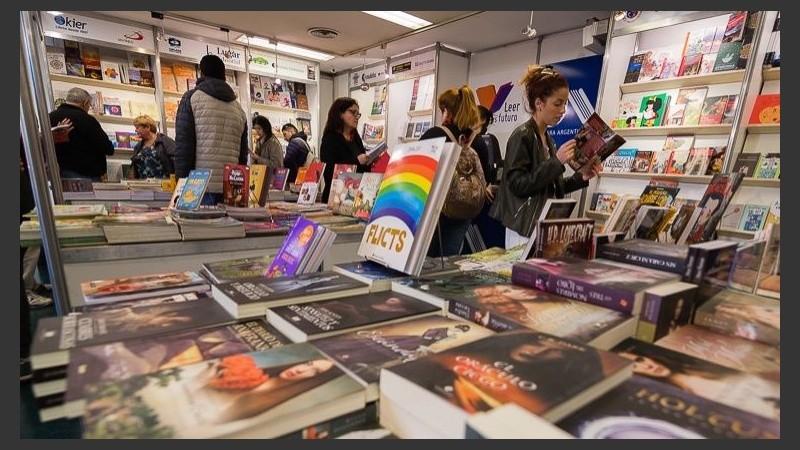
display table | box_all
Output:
[59,231,364,308]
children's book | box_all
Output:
[175,169,211,211]
[601,148,636,173]
[352,172,384,221]
[676,86,708,126]
[638,93,669,127]
[630,150,654,173]
[698,95,729,125]
[748,94,780,124]
[739,204,769,232]
[222,164,250,208]
[684,147,713,175]
[328,172,363,217]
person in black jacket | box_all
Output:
[48,87,114,181]
[281,123,310,185]
[319,98,371,203]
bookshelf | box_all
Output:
[746,123,780,134]
[251,103,310,115]
[619,69,745,94]
[407,108,434,117]
[612,124,731,136]
[50,73,156,94]
[762,67,780,81]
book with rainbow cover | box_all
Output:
[357,137,459,276]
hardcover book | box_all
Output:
[265,291,441,343]
[209,271,371,319]
[248,164,268,207]
[511,257,680,315]
[570,112,626,173]
[80,344,366,439]
[175,169,212,211]
[655,324,780,381]
[635,281,697,342]
[748,94,780,124]
[331,259,409,292]
[30,299,236,371]
[557,375,779,439]
[610,337,780,420]
[379,330,633,438]
[693,289,779,346]
[532,218,595,260]
[81,271,211,305]
[357,137,460,275]
[312,315,493,401]
[400,270,637,350]
[64,319,291,418]
[222,163,250,208]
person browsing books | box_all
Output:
[174,54,248,205]
[319,97,371,203]
[473,105,506,249]
[129,115,176,179]
[281,123,310,185]
[250,115,283,170]
[48,87,115,181]
[419,85,485,257]
[489,65,602,249]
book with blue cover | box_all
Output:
[175,169,212,211]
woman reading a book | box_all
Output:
[319,97,371,204]
[489,65,602,249]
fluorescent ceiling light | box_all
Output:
[236,35,335,61]
[47,11,64,15]
[362,11,432,30]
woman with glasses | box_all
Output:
[319,97,371,203]
[489,65,602,249]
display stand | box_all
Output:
[347,61,389,150]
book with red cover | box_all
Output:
[222,164,250,208]
[748,94,780,124]
[379,330,633,438]
[685,172,744,244]
[570,112,626,173]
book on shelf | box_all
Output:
[63,319,292,418]
[596,238,691,276]
[80,343,367,439]
[684,172,743,244]
[465,402,575,439]
[612,96,642,128]
[753,152,780,180]
[657,201,702,246]
[611,337,780,420]
[673,86,708,126]
[638,93,669,127]
[727,239,766,293]
[601,148,636,173]
[628,205,675,241]
[30,298,235,371]
[200,255,274,284]
[732,152,761,178]
[556,374,779,439]
[683,147,713,175]
[265,291,442,343]
[312,315,493,402]
[721,94,739,124]
[357,137,460,276]
[100,60,122,83]
[712,40,743,72]
[408,269,637,350]
[209,270,371,319]
[638,184,680,207]
[739,204,769,232]
[693,289,779,347]
[592,193,618,213]
[655,324,780,381]
[379,330,633,438]
[175,169,211,211]
[623,52,646,83]
[569,112,626,173]
[677,52,702,77]
[748,93,780,124]
[698,94,730,125]
[80,271,211,305]
[511,257,680,316]
[331,259,409,292]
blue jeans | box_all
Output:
[427,213,471,257]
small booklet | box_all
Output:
[570,112,626,174]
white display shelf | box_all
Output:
[251,102,310,114]
[368,114,386,120]
[619,70,746,94]
[50,73,156,94]
[717,227,757,238]
[746,123,780,134]
[585,210,611,220]
[407,109,434,117]
[762,67,781,81]
[598,172,713,183]
[611,124,732,137]
[740,177,780,188]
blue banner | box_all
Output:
[548,55,604,148]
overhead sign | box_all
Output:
[42,12,155,50]
[159,34,245,71]
[350,64,387,89]
[249,49,318,82]
[389,50,435,80]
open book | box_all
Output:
[570,113,626,174]
[364,140,388,166]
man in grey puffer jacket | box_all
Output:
[174,54,248,204]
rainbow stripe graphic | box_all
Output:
[369,154,439,234]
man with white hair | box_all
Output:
[48,87,114,181]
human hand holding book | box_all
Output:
[569,112,625,174]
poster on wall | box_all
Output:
[549,54,604,148]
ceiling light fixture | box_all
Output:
[522,11,537,38]
[236,35,335,61]
[46,11,63,15]
[361,11,432,30]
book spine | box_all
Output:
[511,263,636,315]
[447,300,521,333]
[278,401,379,439]
[32,365,68,383]
[683,247,697,282]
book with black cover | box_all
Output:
[398,270,636,350]
[312,315,493,401]
[635,281,697,343]
[80,343,366,439]
[331,259,410,292]
[379,330,633,439]
[557,375,779,438]
[532,218,594,260]
[30,298,236,370]
[596,238,690,276]
[63,319,291,418]
[265,291,441,343]
[210,271,371,319]
[511,257,680,315]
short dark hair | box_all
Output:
[281,123,298,133]
[199,54,226,81]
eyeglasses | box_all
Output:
[346,109,362,118]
